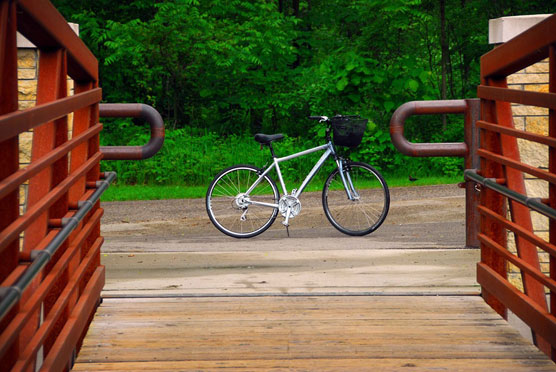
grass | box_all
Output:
[101,174,464,202]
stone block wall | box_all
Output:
[17,48,38,214]
[507,59,550,292]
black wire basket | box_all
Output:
[330,116,368,148]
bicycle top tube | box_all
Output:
[274,142,332,163]
[251,141,336,198]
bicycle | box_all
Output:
[206,115,390,238]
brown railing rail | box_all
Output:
[99,103,165,160]
[389,98,480,249]
[470,13,556,361]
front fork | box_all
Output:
[336,158,359,201]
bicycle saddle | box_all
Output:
[254,133,284,144]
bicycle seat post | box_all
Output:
[268,143,276,158]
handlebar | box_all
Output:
[308,114,361,122]
[308,115,329,122]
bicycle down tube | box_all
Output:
[246,142,334,209]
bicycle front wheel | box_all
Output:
[322,162,389,236]
[206,165,280,238]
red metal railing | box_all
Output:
[0,2,165,370]
[390,14,556,361]
[390,99,481,249]
[471,14,556,360]
[0,1,105,370]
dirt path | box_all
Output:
[100,183,467,247]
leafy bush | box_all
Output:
[101,123,464,186]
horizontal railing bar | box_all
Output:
[0,88,101,143]
[478,206,556,258]
[477,120,556,148]
[0,152,102,255]
[99,103,165,160]
[478,234,556,293]
[477,149,556,185]
[16,0,98,81]
[0,172,115,323]
[0,123,102,201]
[15,237,103,371]
[481,14,556,79]
[478,86,556,110]
[465,169,556,220]
[389,100,469,157]
[0,208,103,359]
[477,263,556,346]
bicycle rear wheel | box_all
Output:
[206,165,280,238]
[322,161,389,236]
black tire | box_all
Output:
[206,165,280,238]
[322,161,389,236]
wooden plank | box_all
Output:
[74,296,556,370]
[74,358,556,372]
[83,301,499,321]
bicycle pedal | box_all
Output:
[285,225,290,237]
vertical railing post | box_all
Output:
[549,44,556,361]
[68,81,94,315]
[22,48,69,370]
[478,82,508,318]
[464,99,480,249]
[0,1,20,369]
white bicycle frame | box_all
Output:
[244,140,359,224]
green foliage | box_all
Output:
[53,0,556,186]
[100,124,462,187]
[100,126,328,186]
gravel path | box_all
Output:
[100,184,466,246]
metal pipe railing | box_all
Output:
[0,171,116,322]
[389,99,469,157]
[389,99,480,249]
[99,103,165,160]
[465,169,556,220]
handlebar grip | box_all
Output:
[308,116,323,120]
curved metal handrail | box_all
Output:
[99,103,165,160]
[389,99,469,157]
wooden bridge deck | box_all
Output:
[73,295,556,371]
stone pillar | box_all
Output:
[17,24,78,217]
[17,33,38,215]
[488,15,551,292]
